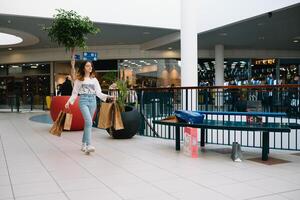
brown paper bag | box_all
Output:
[63,112,73,130]
[113,103,124,130]
[49,111,66,136]
[98,102,114,129]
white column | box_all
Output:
[215,44,224,86]
[215,44,224,106]
[181,0,197,110]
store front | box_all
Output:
[0,63,50,110]
[118,59,181,88]
[198,58,300,86]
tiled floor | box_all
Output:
[1,112,300,200]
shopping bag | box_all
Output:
[246,95,262,124]
[231,142,243,162]
[98,102,114,129]
[113,103,124,130]
[183,127,198,158]
[63,112,73,130]
[49,110,66,136]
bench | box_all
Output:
[153,111,295,161]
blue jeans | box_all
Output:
[79,95,96,145]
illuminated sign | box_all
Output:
[83,52,98,61]
[254,59,276,65]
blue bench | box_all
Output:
[153,111,297,161]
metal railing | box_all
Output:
[0,94,48,112]
[135,85,300,151]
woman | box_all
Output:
[65,61,114,154]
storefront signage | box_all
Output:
[254,59,276,65]
[83,52,98,61]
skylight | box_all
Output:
[0,32,23,45]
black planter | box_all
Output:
[107,106,140,139]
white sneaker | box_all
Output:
[81,143,87,152]
[85,145,95,154]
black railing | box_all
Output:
[0,94,48,112]
[135,85,300,151]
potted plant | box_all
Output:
[43,9,100,79]
[108,80,140,139]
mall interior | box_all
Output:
[0,1,300,200]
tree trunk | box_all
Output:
[70,48,76,81]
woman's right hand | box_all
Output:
[65,102,70,109]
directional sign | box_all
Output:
[83,52,98,61]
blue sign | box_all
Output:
[75,54,81,60]
[83,52,98,61]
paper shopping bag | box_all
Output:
[113,103,124,130]
[49,110,66,136]
[63,112,73,130]
[98,102,114,129]
[183,127,198,158]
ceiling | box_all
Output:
[0,14,177,51]
[155,3,300,50]
[0,3,299,52]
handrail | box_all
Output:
[134,84,300,91]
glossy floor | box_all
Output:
[1,112,300,200]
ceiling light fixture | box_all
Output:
[0,32,23,45]
[168,47,172,50]
[8,48,13,51]
[293,40,299,43]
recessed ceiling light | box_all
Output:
[293,40,299,43]
[7,20,11,24]
[258,36,265,40]
[8,48,13,51]
[168,47,172,50]
[219,33,227,36]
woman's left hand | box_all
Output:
[109,96,116,101]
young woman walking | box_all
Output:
[65,61,114,154]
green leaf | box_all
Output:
[43,9,100,52]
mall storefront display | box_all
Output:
[198,58,300,86]
[0,63,50,110]
[118,59,181,88]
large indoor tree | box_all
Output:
[44,9,100,80]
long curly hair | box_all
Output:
[76,61,96,81]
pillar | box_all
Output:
[181,0,198,110]
[215,44,224,106]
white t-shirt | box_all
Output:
[67,77,108,104]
